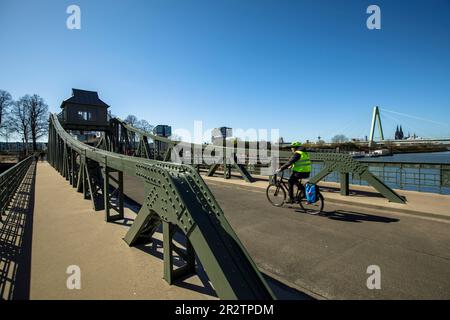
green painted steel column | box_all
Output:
[103,166,110,221]
[117,170,124,220]
[340,172,349,196]
[163,221,174,284]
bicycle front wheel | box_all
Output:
[266,184,286,207]
[299,193,324,214]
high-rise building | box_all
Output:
[212,127,232,144]
[154,125,172,138]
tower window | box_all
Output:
[77,111,94,121]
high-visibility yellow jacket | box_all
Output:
[291,150,311,173]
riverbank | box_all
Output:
[0,155,19,174]
[359,151,450,163]
[302,143,449,155]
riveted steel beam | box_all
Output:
[47,113,275,300]
[282,151,407,203]
[111,118,256,183]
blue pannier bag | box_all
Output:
[305,183,318,203]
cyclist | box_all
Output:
[275,141,311,204]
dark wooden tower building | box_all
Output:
[59,89,110,132]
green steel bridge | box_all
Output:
[51,114,410,298]
[2,111,450,300]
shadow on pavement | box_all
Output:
[134,226,219,298]
[296,209,400,224]
[0,161,36,300]
[319,185,386,199]
[122,193,312,300]
[324,209,399,223]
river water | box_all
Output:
[358,151,450,164]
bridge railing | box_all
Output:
[356,161,450,194]
[242,157,450,195]
[104,118,406,203]
[199,150,407,203]
[0,155,35,222]
[48,114,275,300]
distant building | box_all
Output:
[59,88,110,132]
[212,127,232,144]
[153,125,172,158]
[73,132,100,144]
[406,133,418,140]
[153,125,172,138]
[395,125,404,140]
[213,127,232,139]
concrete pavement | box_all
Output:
[122,173,450,299]
[119,170,450,299]
[202,172,450,221]
[14,162,450,299]
[29,162,217,300]
[205,179,450,299]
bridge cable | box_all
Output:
[380,108,450,129]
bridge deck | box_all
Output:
[122,173,450,299]
[6,161,450,299]
[29,162,217,299]
[203,174,450,221]
[206,180,450,299]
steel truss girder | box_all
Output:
[111,118,256,182]
[301,152,406,203]
[47,114,275,300]
[163,221,196,284]
[110,117,402,201]
[103,166,124,222]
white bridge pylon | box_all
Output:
[369,106,384,147]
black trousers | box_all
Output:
[288,172,310,200]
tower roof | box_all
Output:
[61,89,109,108]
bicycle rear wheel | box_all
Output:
[266,184,286,207]
[299,192,324,214]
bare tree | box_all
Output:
[25,94,49,150]
[125,114,138,126]
[0,117,14,144]
[0,89,12,128]
[9,99,31,154]
[331,134,349,143]
[135,119,154,133]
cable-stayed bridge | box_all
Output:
[368,106,450,146]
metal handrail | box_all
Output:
[111,119,406,202]
[48,114,275,299]
[358,160,450,166]
[0,155,35,221]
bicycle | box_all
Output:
[266,170,324,214]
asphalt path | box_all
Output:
[122,174,450,299]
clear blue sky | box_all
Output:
[1,0,449,142]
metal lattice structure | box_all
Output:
[102,118,406,203]
[304,152,406,203]
[0,155,35,222]
[103,118,257,182]
[47,113,275,300]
